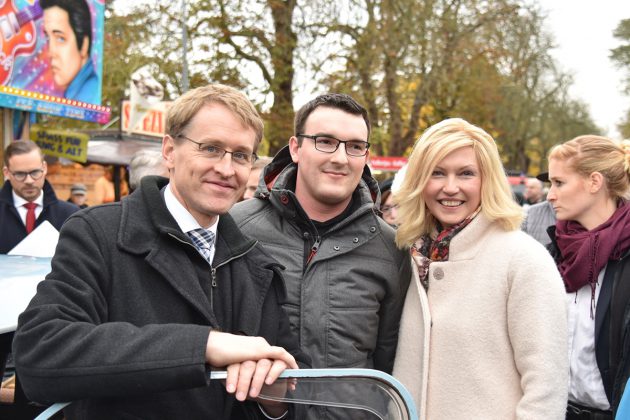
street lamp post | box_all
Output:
[181,0,189,92]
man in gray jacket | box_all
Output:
[521,172,556,246]
[231,94,411,413]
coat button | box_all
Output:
[369,226,376,233]
[280,194,289,204]
[433,267,444,280]
[333,245,340,251]
[353,237,359,243]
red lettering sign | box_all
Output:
[369,156,408,171]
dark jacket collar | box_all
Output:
[0,180,59,207]
[256,146,380,226]
[118,176,257,266]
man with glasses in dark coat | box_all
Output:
[0,140,79,254]
[13,85,306,419]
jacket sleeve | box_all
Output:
[615,307,630,413]
[612,261,630,412]
[374,248,412,373]
[239,267,310,420]
[520,211,529,233]
[507,236,568,419]
[12,214,212,404]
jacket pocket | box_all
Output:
[327,307,379,368]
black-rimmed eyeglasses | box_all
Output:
[9,169,44,182]
[297,134,370,157]
[179,135,258,166]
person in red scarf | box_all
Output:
[546,135,630,419]
[391,118,568,420]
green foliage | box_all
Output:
[611,18,630,137]
[611,18,630,90]
[319,0,602,172]
[620,109,630,139]
[111,0,299,154]
[40,0,605,171]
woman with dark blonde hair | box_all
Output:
[546,135,630,419]
[393,118,568,419]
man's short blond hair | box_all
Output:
[166,84,264,150]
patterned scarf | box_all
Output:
[411,208,481,291]
[556,201,630,315]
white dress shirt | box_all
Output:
[164,183,218,265]
[12,190,44,226]
[567,267,610,410]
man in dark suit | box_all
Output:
[13,84,305,419]
[0,140,78,254]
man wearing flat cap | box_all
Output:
[521,172,556,246]
[67,183,88,209]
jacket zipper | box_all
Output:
[210,267,217,312]
[210,242,258,309]
[307,235,321,265]
[168,233,258,309]
[210,267,217,287]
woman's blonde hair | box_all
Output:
[548,135,630,201]
[395,118,523,248]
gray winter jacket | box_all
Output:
[231,147,411,373]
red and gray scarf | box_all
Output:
[556,202,630,313]
[411,208,481,291]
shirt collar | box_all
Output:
[164,183,218,237]
[12,189,43,209]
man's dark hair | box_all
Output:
[294,93,371,144]
[41,0,92,54]
[4,140,43,167]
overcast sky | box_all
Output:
[540,1,629,139]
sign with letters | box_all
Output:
[369,156,408,171]
[30,126,89,162]
[121,100,171,138]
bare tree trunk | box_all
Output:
[266,0,297,154]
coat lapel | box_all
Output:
[145,240,217,326]
[117,177,217,326]
[595,260,615,350]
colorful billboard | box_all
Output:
[0,0,109,123]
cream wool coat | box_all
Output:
[393,215,568,420]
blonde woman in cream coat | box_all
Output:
[393,118,568,420]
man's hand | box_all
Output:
[225,358,290,401]
[205,331,297,369]
[206,331,298,416]
[226,359,293,418]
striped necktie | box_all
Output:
[187,228,215,265]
